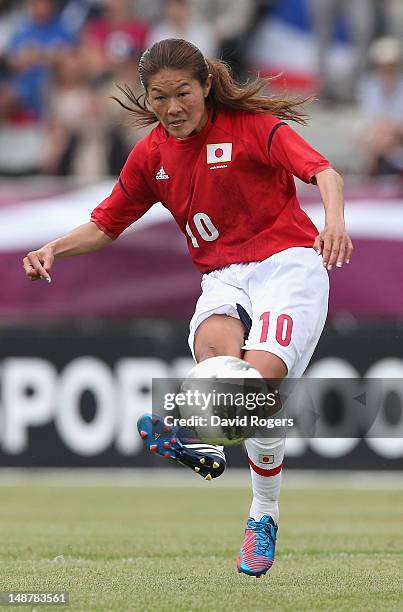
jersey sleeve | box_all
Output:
[254,115,331,184]
[91,141,157,239]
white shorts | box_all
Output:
[188,247,329,378]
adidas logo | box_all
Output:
[155,166,169,180]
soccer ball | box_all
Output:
[179,355,265,446]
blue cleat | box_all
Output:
[237,515,278,577]
[137,413,225,480]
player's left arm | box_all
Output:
[314,168,353,270]
[258,118,354,270]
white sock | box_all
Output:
[244,437,285,524]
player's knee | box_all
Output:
[194,314,244,362]
[195,338,243,362]
[196,345,224,362]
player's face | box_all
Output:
[147,69,212,138]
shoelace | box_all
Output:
[247,520,275,556]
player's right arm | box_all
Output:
[23,221,112,282]
[23,137,158,282]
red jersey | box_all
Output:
[91,110,331,273]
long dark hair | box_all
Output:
[112,38,312,127]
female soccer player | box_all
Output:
[23,38,353,578]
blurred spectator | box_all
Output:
[94,46,152,176]
[310,0,377,101]
[5,0,75,118]
[78,0,152,175]
[60,0,101,36]
[383,0,403,40]
[41,44,149,177]
[0,1,24,69]
[0,0,21,121]
[81,0,149,84]
[191,0,255,79]
[148,0,218,59]
[357,37,403,176]
[40,46,105,176]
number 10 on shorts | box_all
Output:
[260,312,293,347]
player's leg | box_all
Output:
[138,267,251,480]
[164,313,245,477]
[234,350,286,577]
[236,247,329,577]
[239,352,287,526]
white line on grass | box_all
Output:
[0,468,401,489]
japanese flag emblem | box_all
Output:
[207,142,232,164]
[258,454,274,465]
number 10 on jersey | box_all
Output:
[260,312,293,347]
[186,213,219,248]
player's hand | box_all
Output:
[313,223,353,270]
[23,246,54,282]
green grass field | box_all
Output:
[0,471,402,612]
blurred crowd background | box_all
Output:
[0,0,402,179]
